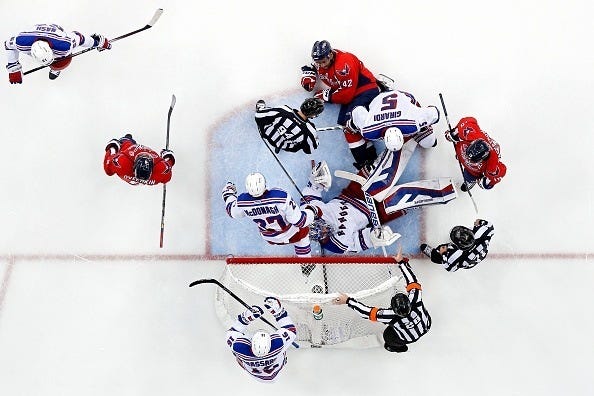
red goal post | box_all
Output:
[215,255,405,348]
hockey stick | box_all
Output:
[159,94,176,248]
[189,278,300,349]
[24,8,163,75]
[438,93,479,214]
[258,132,306,200]
[317,125,343,132]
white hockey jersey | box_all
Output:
[302,184,376,253]
[351,90,439,146]
[4,24,95,64]
[225,314,297,382]
[225,188,310,244]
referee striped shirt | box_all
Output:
[442,220,494,272]
[255,105,319,154]
[346,259,431,344]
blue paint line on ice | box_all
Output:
[206,92,422,257]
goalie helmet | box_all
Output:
[450,225,475,251]
[391,292,411,317]
[308,217,335,243]
[133,154,154,181]
[466,139,490,163]
[384,128,404,151]
[300,98,324,118]
[245,172,266,197]
[31,40,54,66]
[311,40,332,61]
[251,331,272,357]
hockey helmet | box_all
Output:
[384,128,404,151]
[311,40,332,61]
[31,40,54,66]
[245,172,266,197]
[300,98,324,118]
[308,217,335,243]
[391,292,411,317]
[251,331,272,357]
[450,225,475,251]
[466,139,490,163]
[133,153,154,181]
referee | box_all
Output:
[334,247,432,352]
[420,219,494,272]
[255,98,323,154]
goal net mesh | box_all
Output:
[214,256,404,348]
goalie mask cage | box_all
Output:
[215,256,404,348]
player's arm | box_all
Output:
[284,194,318,228]
[103,138,122,176]
[479,159,506,189]
[221,182,245,218]
[264,297,297,341]
[5,36,22,84]
[71,31,111,50]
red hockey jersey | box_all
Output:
[314,49,377,105]
[453,117,506,187]
[104,140,174,185]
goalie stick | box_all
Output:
[24,8,164,75]
[189,278,300,349]
[438,93,479,214]
[159,94,176,248]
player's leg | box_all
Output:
[48,57,72,80]
[383,326,408,353]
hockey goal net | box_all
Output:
[215,256,404,348]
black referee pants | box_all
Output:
[383,326,409,353]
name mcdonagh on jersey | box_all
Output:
[244,206,280,216]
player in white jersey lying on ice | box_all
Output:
[301,161,457,254]
[226,297,297,382]
[222,172,319,257]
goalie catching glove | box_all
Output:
[370,225,401,248]
[308,160,331,191]
[238,305,264,325]
[264,296,287,319]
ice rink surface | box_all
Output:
[0,1,593,395]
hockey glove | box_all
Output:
[160,149,175,165]
[222,181,237,202]
[238,305,263,325]
[370,226,401,248]
[444,128,460,142]
[300,65,317,92]
[7,62,22,84]
[91,34,112,50]
[314,88,331,102]
[264,297,286,319]
[105,139,121,153]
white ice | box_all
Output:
[0,1,593,395]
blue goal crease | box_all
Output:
[208,96,422,257]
